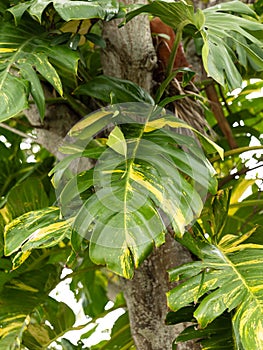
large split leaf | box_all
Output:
[0,19,79,120]
[167,190,263,349]
[55,103,221,278]
[126,0,263,90]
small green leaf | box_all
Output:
[86,33,106,48]
[19,62,45,119]
[4,207,69,258]
[0,75,29,121]
[8,2,31,24]
[106,126,127,157]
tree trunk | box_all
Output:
[122,235,201,350]
[101,0,156,92]
[101,4,201,349]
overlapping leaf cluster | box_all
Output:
[126,1,263,89]
[0,0,262,349]
[167,190,263,349]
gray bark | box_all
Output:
[122,235,201,350]
[101,0,157,92]
[24,87,80,160]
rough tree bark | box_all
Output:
[101,3,202,349]
[24,87,80,160]
[101,0,157,92]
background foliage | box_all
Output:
[0,0,262,349]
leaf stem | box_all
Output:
[210,145,263,163]
[166,27,182,77]
[0,122,37,140]
[64,92,91,117]
[229,200,263,208]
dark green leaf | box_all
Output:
[0,20,79,119]
[74,75,154,104]
[23,298,75,350]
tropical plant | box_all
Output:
[0,0,262,349]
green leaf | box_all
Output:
[85,33,106,48]
[107,126,127,157]
[7,2,32,24]
[167,227,263,349]
[0,19,79,119]
[60,170,94,212]
[19,62,45,119]
[0,262,59,349]
[74,75,154,105]
[200,189,231,243]
[55,104,218,278]
[28,53,63,96]
[54,0,119,21]
[4,177,49,220]
[0,75,29,121]
[125,1,195,29]
[22,298,75,350]
[175,314,237,350]
[4,207,71,259]
[126,1,263,89]
[9,0,120,23]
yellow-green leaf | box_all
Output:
[106,126,127,157]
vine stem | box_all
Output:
[0,122,37,141]
[166,26,183,77]
[210,145,263,163]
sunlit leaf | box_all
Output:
[0,75,29,121]
[107,126,127,157]
[9,0,120,23]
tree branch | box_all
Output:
[0,122,38,141]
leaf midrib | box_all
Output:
[122,109,154,241]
